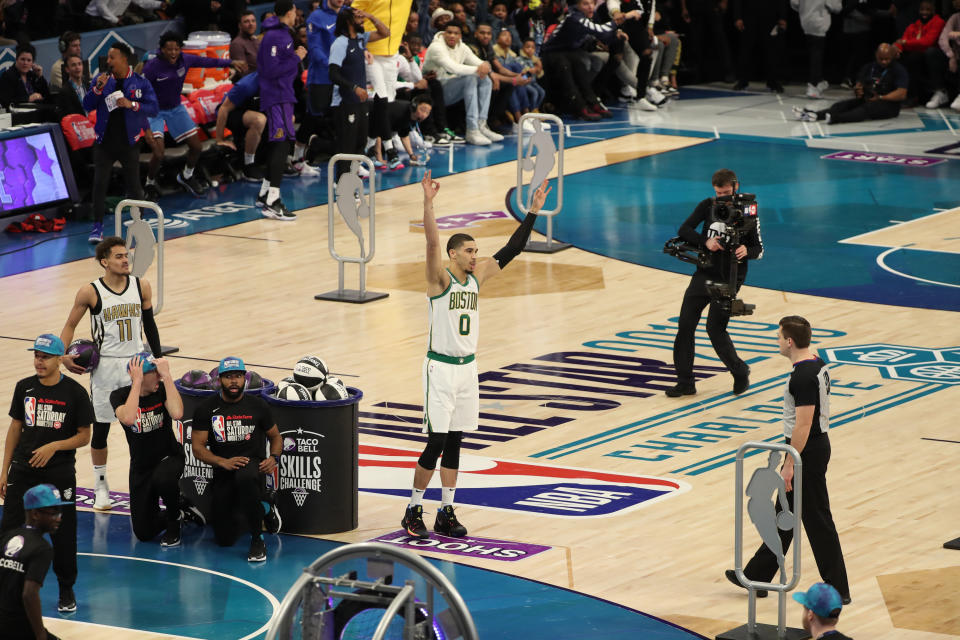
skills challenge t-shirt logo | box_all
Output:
[358,444,689,517]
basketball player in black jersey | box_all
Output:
[59,237,163,511]
[726,316,850,604]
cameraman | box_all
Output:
[793,43,907,124]
[667,169,763,398]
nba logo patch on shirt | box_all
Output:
[358,444,689,518]
[212,415,226,442]
[23,397,36,427]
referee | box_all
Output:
[726,316,850,604]
[0,334,93,614]
[191,357,282,562]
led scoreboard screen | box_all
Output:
[0,125,78,218]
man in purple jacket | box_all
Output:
[257,1,307,221]
[141,31,246,199]
[82,43,159,244]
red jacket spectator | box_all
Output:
[896,14,945,53]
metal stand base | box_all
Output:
[160,345,179,355]
[524,240,572,253]
[717,624,809,640]
[945,536,960,550]
[315,290,389,304]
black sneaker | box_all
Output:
[283,161,298,177]
[434,505,467,538]
[247,535,267,562]
[733,369,750,395]
[725,569,767,597]
[179,497,206,527]
[665,383,696,397]
[243,164,265,182]
[264,504,282,534]
[842,595,852,605]
[161,521,182,547]
[256,192,268,208]
[58,586,77,612]
[444,128,465,143]
[262,198,297,221]
[177,172,207,197]
[401,504,429,539]
[143,183,161,201]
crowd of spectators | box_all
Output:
[0,0,957,217]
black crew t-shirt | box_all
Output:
[8,375,94,471]
[191,393,274,461]
[0,526,53,630]
[109,384,182,470]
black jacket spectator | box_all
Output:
[0,65,51,109]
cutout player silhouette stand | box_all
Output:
[125,207,155,278]
[746,451,795,579]
[522,120,555,211]
[335,160,369,259]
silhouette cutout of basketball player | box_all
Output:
[522,120,555,211]
[335,161,369,258]
[746,451,795,579]
[125,206,155,277]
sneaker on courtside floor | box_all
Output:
[264,504,282,534]
[401,504,429,538]
[93,485,111,511]
[262,198,297,221]
[58,586,77,612]
[177,172,208,198]
[88,222,104,244]
[161,520,182,547]
[434,505,467,537]
[248,535,267,562]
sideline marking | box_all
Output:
[44,617,197,639]
[78,552,280,640]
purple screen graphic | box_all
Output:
[0,132,70,212]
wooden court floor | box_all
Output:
[1,133,958,639]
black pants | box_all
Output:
[817,97,900,124]
[737,20,786,83]
[686,3,734,81]
[0,465,77,588]
[744,435,849,597]
[211,459,265,547]
[806,35,826,85]
[672,270,748,386]
[924,46,950,92]
[333,101,370,179]
[542,49,599,113]
[129,455,184,542]
[92,143,143,223]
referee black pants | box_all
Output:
[91,143,143,224]
[0,465,77,588]
[744,435,850,597]
[211,458,264,546]
[672,270,748,386]
[129,455,184,542]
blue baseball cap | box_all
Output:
[29,334,65,356]
[218,356,246,375]
[23,484,72,510]
[129,352,157,374]
[793,582,843,618]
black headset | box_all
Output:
[59,32,80,54]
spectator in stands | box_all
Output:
[304,0,344,162]
[0,44,51,110]
[604,0,666,109]
[401,34,462,143]
[681,0,735,82]
[257,0,307,221]
[894,0,945,102]
[490,2,522,51]
[450,3,474,39]
[85,0,168,29]
[794,42,907,122]
[407,10,420,37]
[495,29,544,124]
[230,11,260,77]
[926,0,960,109]
[141,32,245,200]
[518,37,546,98]
[793,0,843,98]
[386,96,433,164]
[733,0,788,92]
[82,42,158,243]
[650,8,681,95]
[514,0,549,55]
[422,22,502,145]
[50,32,90,94]
[468,22,519,132]
[55,54,88,118]
[426,6,454,43]
[541,0,641,121]
[215,71,267,181]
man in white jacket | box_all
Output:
[791,0,842,98]
[422,23,503,145]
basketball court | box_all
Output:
[1,84,958,639]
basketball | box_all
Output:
[246,371,264,389]
[315,376,349,401]
[67,339,100,372]
[180,370,213,389]
[293,356,328,388]
[275,382,312,401]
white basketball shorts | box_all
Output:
[421,356,479,433]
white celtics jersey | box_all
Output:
[427,269,479,357]
[91,276,144,358]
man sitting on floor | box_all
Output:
[793,43,907,124]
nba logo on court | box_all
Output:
[359,445,689,518]
[23,397,36,427]
[211,416,226,442]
